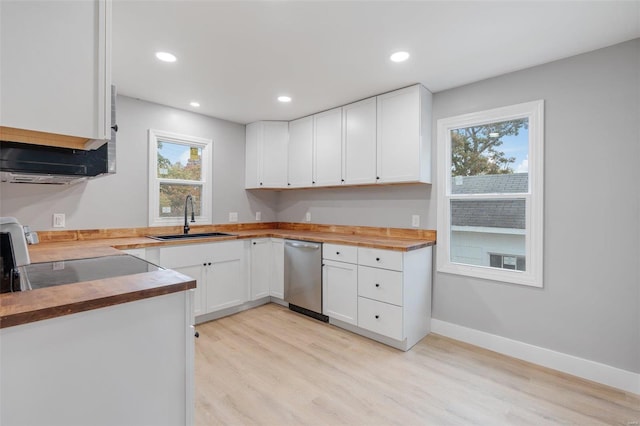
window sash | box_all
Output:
[437,100,544,288]
[148,129,212,226]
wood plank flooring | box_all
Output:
[195,303,640,425]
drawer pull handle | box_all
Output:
[203,263,206,266]
[208,262,212,266]
[375,283,380,288]
[375,315,380,319]
[336,251,340,255]
[376,257,380,262]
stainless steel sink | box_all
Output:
[148,232,235,241]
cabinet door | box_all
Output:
[261,122,289,188]
[250,239,271,300]
[287,116,314,187]
[313,107,343,186]
[270,239,284,299]
[343,98,377,185]
[245,122,261,188]
[322,260,358,325]
[205,257,245,312]
[0,0,111,140]
[376,85,425,183]
[173,264,205,316]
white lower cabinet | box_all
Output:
[250,238,271,300]
[322,259,358,325]
[270,238,284,299]
[322,243,432,351]
[158,241,247,318]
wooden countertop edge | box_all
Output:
[0,270,195,329]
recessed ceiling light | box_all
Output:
[277,96,292,103]
[190,101,200,107]
[155,51,177,63]
[390,51,410,63]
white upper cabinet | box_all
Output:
[376,85,432,184]
[343,97,377,185]
[0,0,112,143]
[287,116,314,187]
[245,121,288,189]
[313,107,343,187]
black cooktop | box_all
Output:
[22,254,163,291]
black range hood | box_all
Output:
[0,86,117,184]
[0,141,110,184]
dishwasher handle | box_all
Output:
[285,240,321,250]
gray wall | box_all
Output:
[276,185,433,229]
[0,96,277,230]
[431,39,639,373]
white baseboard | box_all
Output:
[431,319,640,396]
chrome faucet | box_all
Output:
[184,194,195,234]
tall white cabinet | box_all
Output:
[0,0,112,143]
[287,116,314,187]
[376,85,432,183]
[245,121,289,188]
[343,97,378,185]
[313,107,344,186]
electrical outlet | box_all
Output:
[229,212,238,222]
[305,212,311,222]
[53,213,65,228]
[411,214,420,228]
[255,211,261,221]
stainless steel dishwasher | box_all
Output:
[284,239,328,322]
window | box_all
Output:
[148,129,212,226]
[437,100,544,287]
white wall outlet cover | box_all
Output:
[305,212,311,222]
[412,214,420,228]
[255,211,261,221]
[53,213,65,228]
[229,212,238,222]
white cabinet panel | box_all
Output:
[357,266,403,306]
[250,239,271,300]
[376,85,431,183]
[262,122,289,187]
[357,296,403,340]
[358,247,403,271]
[323,243,357,264]
[245,121,288,188]
[173,264,205,316]
[206,257,245,312]
[270,238,284,299]
[313,107,343,186]
[287,116,314,187]
[323,259,358,325]
[0,0,111,140]
[343,97,377,185]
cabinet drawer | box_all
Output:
[358,297,403,340]
[323,243,357,264]
[358,247,403,271]
[358,266,403,306]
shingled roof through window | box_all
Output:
[451,173,528,229]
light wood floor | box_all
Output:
[195,303,640,425]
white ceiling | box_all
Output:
[112,1,640,125]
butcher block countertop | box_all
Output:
[1,222,435,329]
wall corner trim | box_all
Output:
[431,319,640,396]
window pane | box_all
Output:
[157,140,202,180]
[159,183,202,218]
[451,118,528,194]
[450,199,526,271]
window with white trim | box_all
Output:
[148,129,212,227]
[437,100,544,287]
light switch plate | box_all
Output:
[229,212,238,222]
[305,212,311,222]
[411,214,420,228]
[255,211,261,221]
